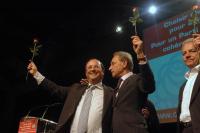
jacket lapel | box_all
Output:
[102,85,113,119]
[59,85,87,125]
[113,75,133,106]
[190,72,200,105]
[180,82,186,102]
[74,85,88,106]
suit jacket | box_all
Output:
[143,100,160,133]
[40,78,113,133]
[112,64,155,133]
[177,71,200,133]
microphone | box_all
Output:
[40,102,62,120]
[25,104,49,118]
[22,103,60,133]
[40,103,61,133]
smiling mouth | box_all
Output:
[89,73,98,76]
[186,60,193,62]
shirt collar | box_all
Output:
[88,82,103,90]
[121,72,133,81]
[185,64,200,79]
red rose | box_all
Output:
[132,7,138,12]
[33,38,39,44]
[192,5,199,10]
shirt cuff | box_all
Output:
[33,71,45,85]
[138,56,147,65]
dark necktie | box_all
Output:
[115,78,123,96]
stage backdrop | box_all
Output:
[144,8,200,123]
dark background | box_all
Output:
[0,0,196,132]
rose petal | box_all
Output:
[133,7,138,12]
[192,5,199,10]
[33,38,39,44]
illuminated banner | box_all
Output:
[144,10,200,59]
[143,9,200,123]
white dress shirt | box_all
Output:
[70,83,103,133]
[180,64,200,122]
[33,71,104,133]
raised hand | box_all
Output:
[141,107,150,119]
[193,33,200,49]
[131,35,143,54]
[80,78,89,86]
[27,60,38,76]
[131,36,146,62]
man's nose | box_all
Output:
[108,66,111,71]
[185,52,191,58]
[90,67,95,70]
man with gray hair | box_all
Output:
[109,36,155,133]
[177,34,200,133]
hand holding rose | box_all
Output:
[193,33,200,49]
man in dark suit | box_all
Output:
[109,36,155,133]
[27,58,113,133]
[142,100,160,133]
[177,34,200,133]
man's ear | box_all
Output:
[198,52,200,64]
[122,60,128,69]
[101,70,104,76]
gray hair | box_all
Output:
[113,51,134,71]
[182,38,194,48]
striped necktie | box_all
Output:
[77,85,96,133]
